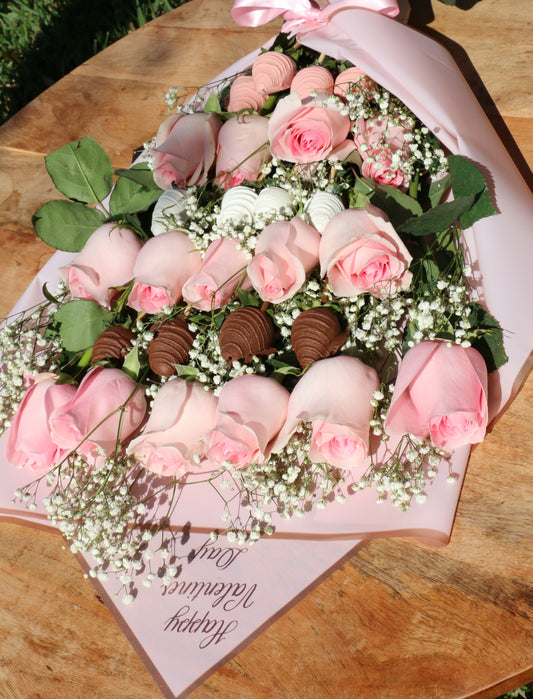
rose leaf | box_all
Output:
[114,163,162,189]
[397,192,480,237]
[55,300,114,352]
[32,200,106,251]
[45,136,113,204]
[468,302,508,372]
[109,174,163,215]
[448,154,497,229]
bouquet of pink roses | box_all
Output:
[0,0,519,597]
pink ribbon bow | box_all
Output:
[231,0,400,37]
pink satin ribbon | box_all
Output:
[231,0,400,36]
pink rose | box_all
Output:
[319,205,412,297]
[59,223,143,309]
[127,378,218,477]
[49,367,147,460]
[268,93,355,164]
[227,75,267,112]
[127,230,202,313]
[247,216,320,303]
[353,115,411,188]
[182,237,250,311]
[290,66,334,99]
[272,356,379,470]
[355,115,409,153]
[204,375,289,469]
[6,377,77,474]
[151,112,222,189]
[361,147,406,188]
[215,114,270,189]
[384,341,489,451]
[251,51,296,95]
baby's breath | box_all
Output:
[217,423,346,540]
[0,296,64,434]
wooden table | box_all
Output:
[0,0,532,696]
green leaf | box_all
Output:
[122,345,141,380]
[54,300,113,352]
[111,280,136,314]
[109,173,163,215]
[448,154,497,228]
[111,212,146,239]
[427,174,451,208]
[365,180,423,228]
[260,94,278,114]
[33,200,105,251]
[77,346,94,368]
[114,163,161,189]
[353,178,374,197]
[468,302,508,372]
[176,365,199,380]
[397,193,479,237]
[42,282,63,304]
[45,136,113,204]
[213,311,226,330]
[422,258,440,283]
[237,289,261,307]
[267,359,301,376]
[204,91,222,114]
[348,190,370,209]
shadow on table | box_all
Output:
[408,0,533,193]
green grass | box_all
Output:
[503,687,533,699]
[0,0,189,124]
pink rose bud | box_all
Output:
[215,114,270,189]
[333,67,375,98]
[49,367,147,460]
[127,378,218,477]
[247,216,320,303]
[6,377,77,474]
[268,93,355,164]
[127,230,202,314]
[205,374,290,469]
[319,205,412,297]
[251,51,297,95]
[227,75,267,112]
[290,66,334,99]
[361,147,407,188]
[384,341,489,451]
[272,355,379,470]
[59,223,143,309]
[182,237,250,311]
[354,115,411,188]
[355,115,409,153]
[151,112,222,190]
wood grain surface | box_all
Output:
[0,0,531,697]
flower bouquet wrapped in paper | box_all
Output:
[1,0,532,609]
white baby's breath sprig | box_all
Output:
[0,293,65,435]
[208,423,347,541]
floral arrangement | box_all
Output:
[0,13,506,600]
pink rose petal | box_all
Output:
[384,341,489,451]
